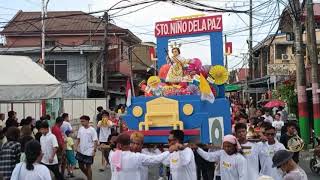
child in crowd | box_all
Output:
[97,110,112,171]
[272,113,284,141]
[65,130,76,178]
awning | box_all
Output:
[0,55,62,101]
[225,84,241,92]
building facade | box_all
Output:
[0,11,140,107]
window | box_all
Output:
[89,62,93,83]
[96,62,102,84]
[46,60,67,82]
[85,40,103,46]
[276,44,287,59]
[45,40,55,47]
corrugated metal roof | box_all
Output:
[2,11,126,35]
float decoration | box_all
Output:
[209,65,229,85]
[139,56,228,100]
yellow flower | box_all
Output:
[209,65,229,85]
[147,76,161,88]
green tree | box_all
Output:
[274,82,297,115]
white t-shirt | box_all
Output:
[272,121,284,132]
[109,150,169,180]
[60,121,72,135]
[11,162,51,180]
[259,141,286,180]
[140,148,162,180]
[197,148,247,180]
[263,115,274,123]
[98,121,111,143]
[77,126,98,156]
[283,167,308,180]
[40,132,59,165]
[163,147,197,180]
[241,141,261,180]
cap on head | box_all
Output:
[272,150,293,168]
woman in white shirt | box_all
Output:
[11,140,51,180]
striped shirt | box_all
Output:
[0,141,21,180]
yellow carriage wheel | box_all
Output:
[183,104,194,116]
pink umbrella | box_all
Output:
[264,100,285,108]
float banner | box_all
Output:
[155,15,223,37]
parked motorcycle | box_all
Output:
[310,136,320,175]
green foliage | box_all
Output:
[274,83,297,114]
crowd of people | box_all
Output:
[0,100,310,180]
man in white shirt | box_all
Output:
[259,125,285,180]
[194,135,247,180]
[129,132,148,180]
[75,115,98,180]
[272,150,307,180]
[39,121,63,180]
[234,123,261,180]
[60,113,72,136]
[163,130,197,180]
[109,133,173,180]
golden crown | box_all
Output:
[169,42,182,49]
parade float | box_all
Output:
[123,15,231,144]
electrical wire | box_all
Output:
[110,1,160,18]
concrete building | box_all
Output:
[0,11,141,108]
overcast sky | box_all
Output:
[0,0,303,70]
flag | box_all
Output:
[126,79,132,107]
[199,74,215,103]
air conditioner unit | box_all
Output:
[281,54,290,63]
[282,54,289,60]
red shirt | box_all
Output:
[51,125,64,148]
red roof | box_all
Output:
[1,11,128,35]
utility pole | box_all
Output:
[41,0,49,67]
[290,0,310,143]
[224,34,228,69]
[41,0,49,116]
[307,0,320,137]
[129,46,135,97]
[103,12,110,109]
[249,0,253,80]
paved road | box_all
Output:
[65,151,319,180]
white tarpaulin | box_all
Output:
[0,55,62,101]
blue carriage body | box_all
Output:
[123,15,231,144]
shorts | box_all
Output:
[75,152,94,165]
[66,150,77,166]
[57,148,66,165]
